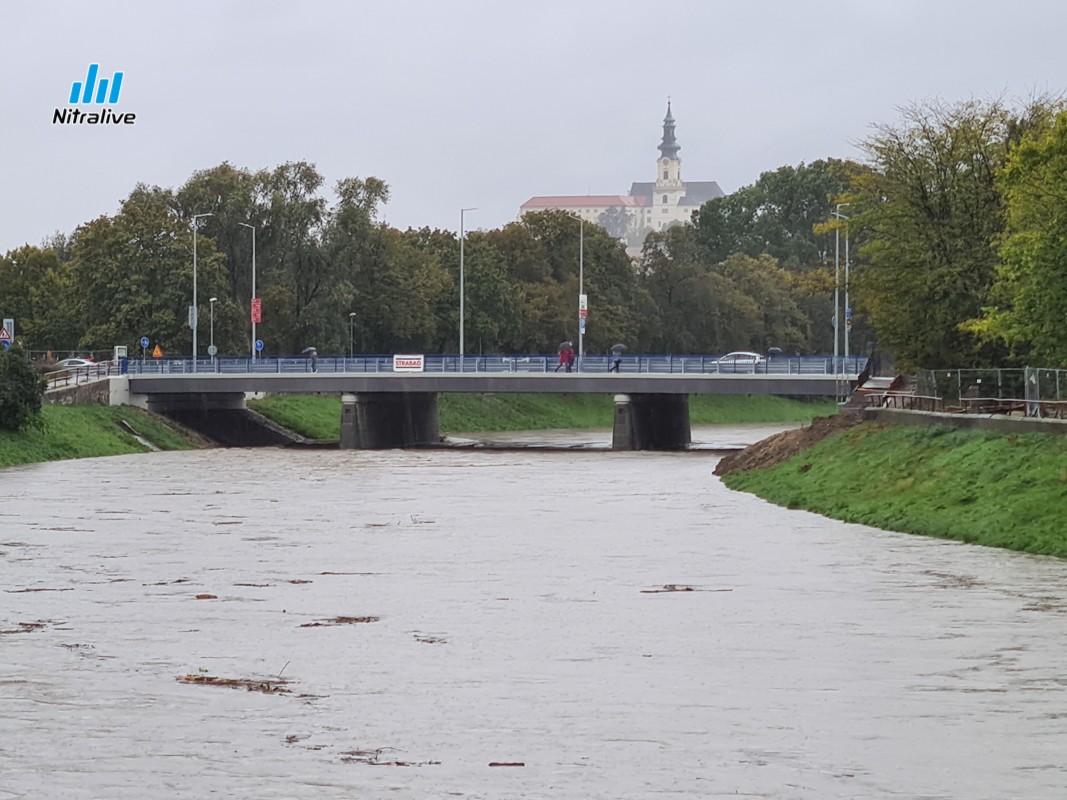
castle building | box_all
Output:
[519,102,724,242]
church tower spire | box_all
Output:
[658,99,681,159]
[653,99,685,225]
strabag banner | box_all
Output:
[393,354,424,372]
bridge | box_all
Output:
[53,353,867,450]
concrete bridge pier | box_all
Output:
[340,392,440,449]
[612,393,692,451]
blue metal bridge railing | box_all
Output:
[119,353,868,377]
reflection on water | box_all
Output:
[2,434,1066,799]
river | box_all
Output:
[2,425,1066,799]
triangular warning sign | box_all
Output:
[152,344,163,358]
[0,326,10,342]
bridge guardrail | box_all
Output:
[122,353,868,377]
[44,361,120,390]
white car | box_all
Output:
[54,358,95,370]
[714,351,764,372]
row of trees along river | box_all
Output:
[3,96,1067,371]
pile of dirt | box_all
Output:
[713,413,865,476]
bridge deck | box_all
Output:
[128,371,858,396]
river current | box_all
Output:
[2,426,1066,799]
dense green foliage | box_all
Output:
[0,348,45,431]
[0,405,194,468]
[690,160,853,354]
[0,161,856,362]
[967,112,1067,365]
[248,393,836,440]
[723,423,1067,558]
[850,97,1062,370]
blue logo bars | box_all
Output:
[69,64,123,105]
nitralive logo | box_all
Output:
[52,64,136,125]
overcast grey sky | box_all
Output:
[2,0,1064,254]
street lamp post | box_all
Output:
[209,297,217,363]
[349,312,356,358]
[459,207,476,369]
[238,223,256,361]
[832,203,851,375]
[191,213,213,372]
[578,218,584,370]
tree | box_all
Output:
[637,227,759,353]
[174,162,262,311]
[256,162,330,354]
[500,211,653,353]
[963,110,1067,365]
[67,185,228,355]
[693,160,852,267]
[597,207,633,240]
[850,97,1057,369]
[0,246,66,350]
[0,347,45,431]
[720,253,809,353]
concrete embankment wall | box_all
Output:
[864,407,1067,434]
[156,406,307,447]
[45,379,112,406]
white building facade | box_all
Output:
[520,103,724,242]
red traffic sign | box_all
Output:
[0,326,10,342]
[251,297,262,324]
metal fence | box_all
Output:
[118,353,868,377]
[916,368,1067,418]
[42,352,868,394]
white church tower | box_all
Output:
[653,100,686,216]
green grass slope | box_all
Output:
[722,423,1067,558]
[0,405,196,469]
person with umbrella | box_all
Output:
[556,341,574,373]
[609,343,627,373]
[302,346,318,373]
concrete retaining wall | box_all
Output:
[45,379,112,406]
[864,407,1067,434]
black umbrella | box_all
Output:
[558,341,573,351]
[610,343,627,355]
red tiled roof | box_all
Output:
[521,195,647,209]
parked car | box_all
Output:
[54,357,95,370]
[714,351,764,372]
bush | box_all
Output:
[0,347,46,431]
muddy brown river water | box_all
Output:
[2,426,1066,799]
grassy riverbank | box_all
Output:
[721,421,1067,559]
[0,405,196,469]
[247,393,837,441]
